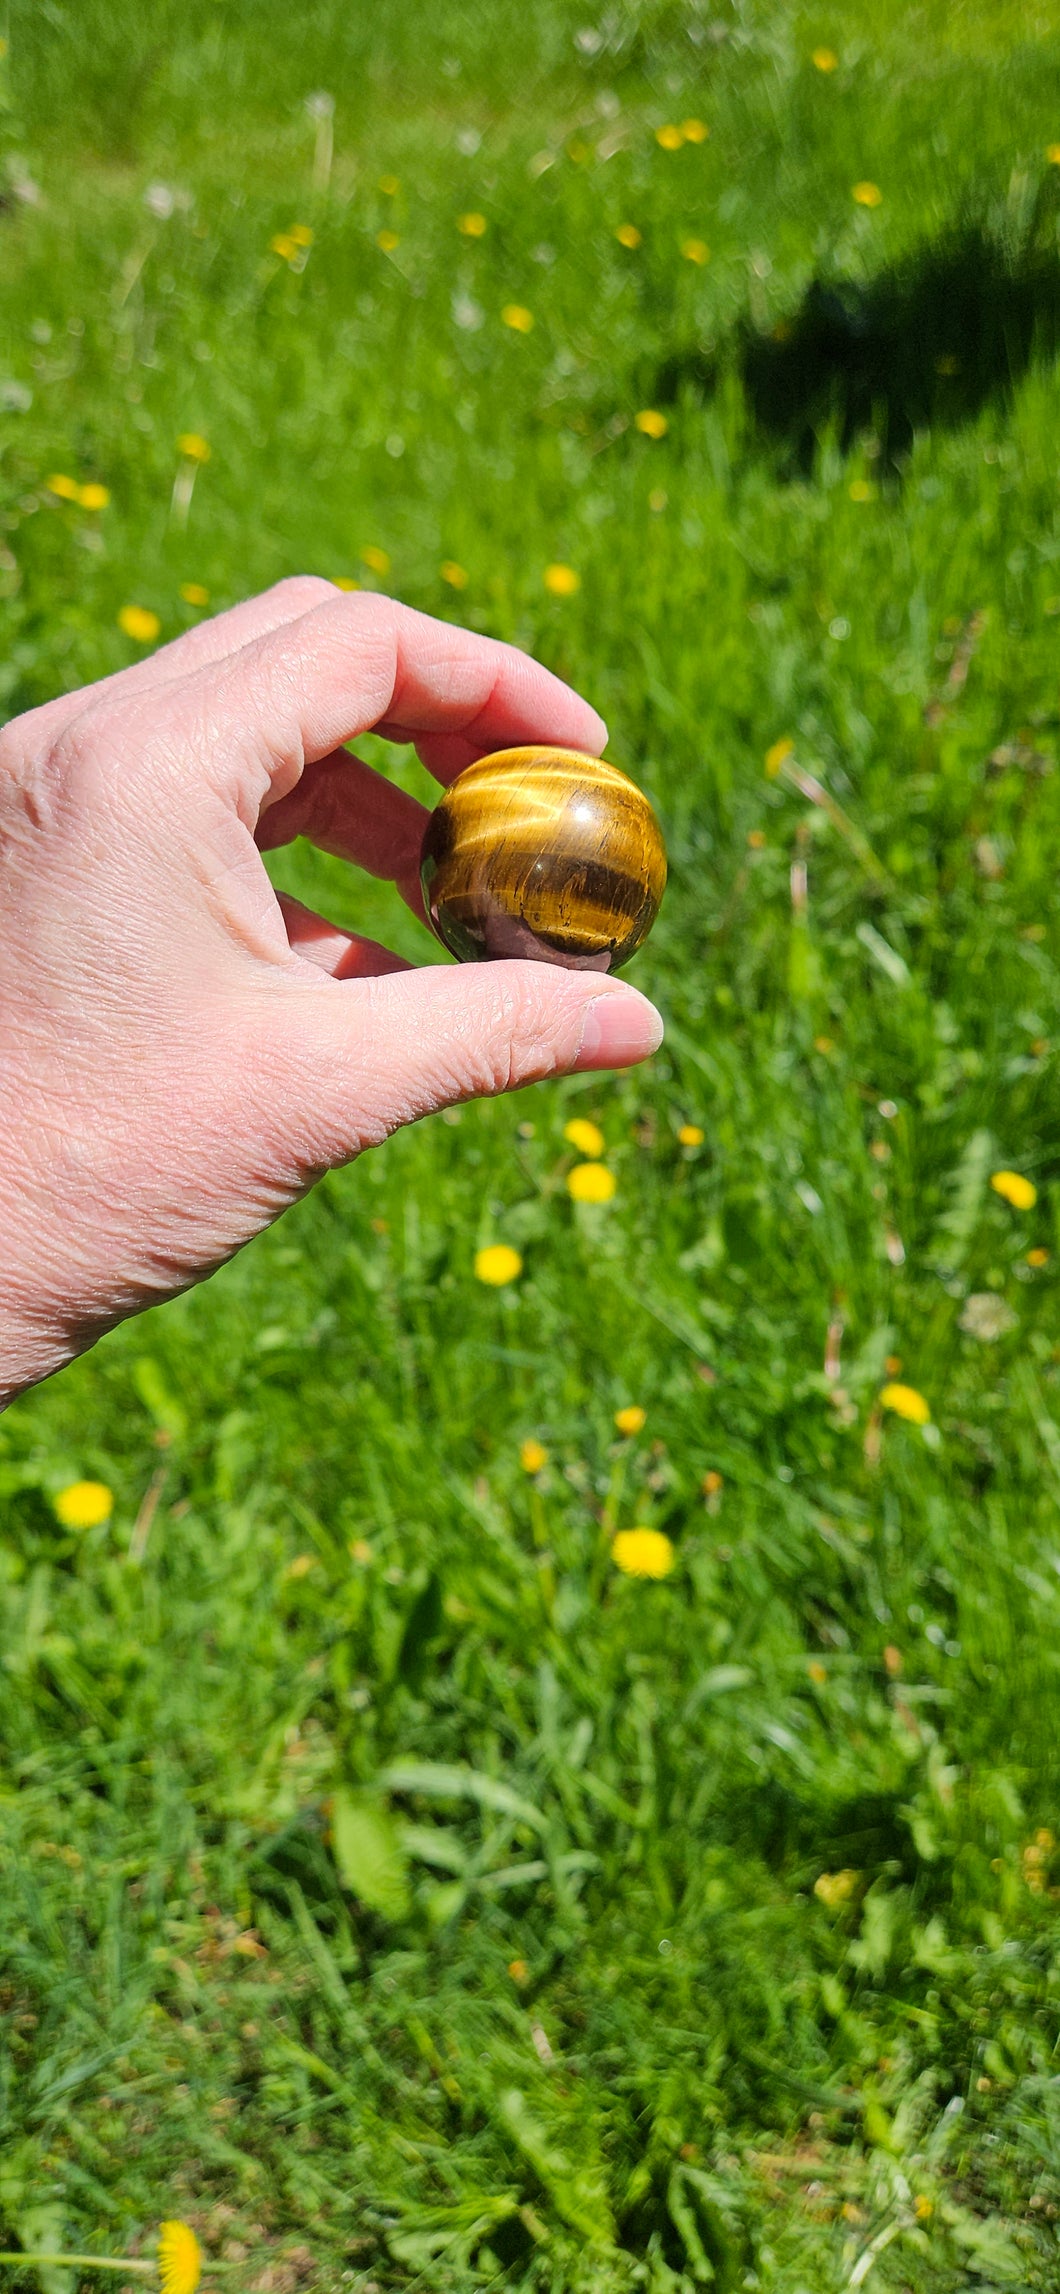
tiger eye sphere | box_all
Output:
[420,746,667,972]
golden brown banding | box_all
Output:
[420,746,666,971]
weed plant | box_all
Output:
[4,3,1060,2288]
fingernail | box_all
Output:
[576,986,664,1069]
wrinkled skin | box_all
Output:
[0,580,663,1406]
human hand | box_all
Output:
[0,580,663,1403]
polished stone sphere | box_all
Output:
[420,746,667,971]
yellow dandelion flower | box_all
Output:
[635,408,668,437]
[458,212,487,236]
[814,1868,859,1907]
[333,575,360,590]
[118,605,161,643]
[271,232,297,260]
[616,222,642,248]
[813,46,839,71]
[765,735,794,775]
[614,1405,646,1436]
[285,1553,317,1579]
[502,303,534,332]
[508,1956,529,1981]
[177,432,210,463]
[289,224,314,247]
[678,1123,704,1146]
[702,1469,723,1496]
[1022,1829,1055,1896]
[475,1243,523,1286]
[78,481,110,510]
[360,544,391,576]
[681,118,709,143]
[914,2195,934,2223]
[808,1660,827,1684]
[852,181,882,208]
[440,560,468,587]
[681,238,710,264]
[564,1116,605,1157]
[376,228,400,253]
[544,562,580,596]
[991,1169,1037,1210]
[379,174,400,196]
[1028,1247,1049,1267]
[612,1527,675,1578]
[54,1480,114,1530]
[748,828,766,849]
[158,2221,202,2294]
[520,1438,549,1473]
[880,1382,931,1425]
[655,124,684,151]
[567,1161,616,1203]
[849,477,874,502]
[1047,144,1060,164]
[180,582,209,606]
[46,473,81,501]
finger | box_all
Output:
[18,577,340,749]
[275,963,664,1170]
[365,607,608,766]
[150,591,609,812]
[257,747,429,919]
[276,892,412,979]
[117,576,341,690]
[372,642,608,783]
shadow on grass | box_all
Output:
[660,222,1060,469]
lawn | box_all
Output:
[5,1,1060,2287]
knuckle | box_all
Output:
[49,701,120,788]
[335,589,396,644]
[480,997,525,1096]
[0,718,24,779]
[462,976,570,1099]
[0,693,82,782]
[267,574,337,615]
[12,698,147,837]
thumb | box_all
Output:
[285,961,664,1163]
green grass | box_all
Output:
[6,1,1060,2287]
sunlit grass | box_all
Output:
[4,3,1060,2289]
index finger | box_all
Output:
[159,591,608,813]
[363,598,609,773]
[371,624,609,784]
